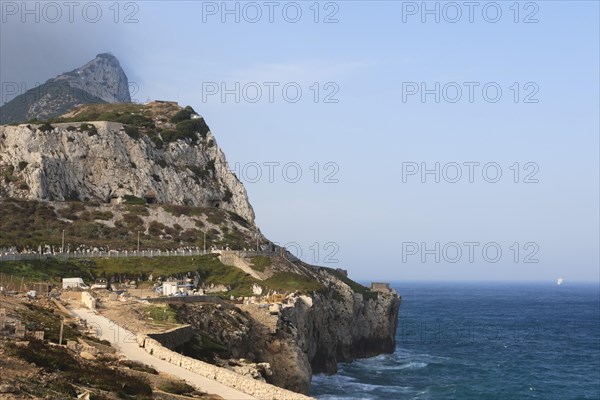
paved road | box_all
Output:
[69,308,257,400]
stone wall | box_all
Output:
[146,295,224,305]
[81,292,96,309]
[218,251,263,280]
[146,325,194,350]
[138,334,314,400]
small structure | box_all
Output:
[0,309,6,330]
[252,283,263,296]
[162,282,178,296]
[91,278,108,290]
[62,278,89,290]
[370,282,393,293]
[81,292,97,310]
[143,190,157,204]
[109,194,123,205]
[268,304,281,315]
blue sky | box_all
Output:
[1,1,598,282]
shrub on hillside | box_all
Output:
[170,106,197,124]
[38,123,54,133]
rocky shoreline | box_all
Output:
[166,275,401,395]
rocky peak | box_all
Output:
[0,53,131,124]
[57,53,131,103]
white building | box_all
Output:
[162,281,178,296]
[62,278,89,290]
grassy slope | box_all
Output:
[0,254,259,295]
[0,254,376,299]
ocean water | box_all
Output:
[311,282,600,400]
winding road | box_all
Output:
[69,307,257,400]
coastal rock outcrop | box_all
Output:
[170,272,400,394]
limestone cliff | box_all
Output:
[0,103,255,224]
[170,261,401,394]
[282,288,400,376]
[268,277,400,393]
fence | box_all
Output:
[0,248,294,263]
[0,272,50,293]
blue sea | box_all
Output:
[311,282,600,400]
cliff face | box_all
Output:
[0,118,255,224]
[269,287,400,392]
[0,53,130,124]
[172,267,401,394]
[283,290,401,376]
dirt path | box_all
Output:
[69,308,258,400]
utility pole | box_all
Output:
[61,229,65,253]
[59,319,64,345]
[203,231,206,253]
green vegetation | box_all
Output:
[0,193,258,258]
[158,381,197,396]
[123,124,140,139]
[43,102,210,147]
[0,258,93,284]
[79,123,97,136]
[124,204,150,216]
[228,212,250,229]
[329,268,378,300]
[169,105,197,123]
[20,303,81,343]
[263,272,325,294]
[123,195,146,205]
[118,360,158,375]
[0,199,254,251]
[18,160,28,171]
[52,103,146,124]
[91,210,113,220]
[38,123,54,133]
[250,255,271,272]
[0,255,258,296]
[198,332,228,352]
[145,305,178,324]
[2,168,17,184]
[0,200,66,248]
[161,118,209,144]
[3,340,153,398]
[206,208,226,225]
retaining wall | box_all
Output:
[138,334,314,400]
[145,295,225,305]
[146,325,194,350]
